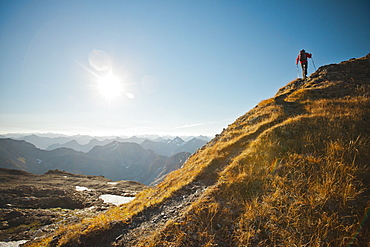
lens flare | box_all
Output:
[89,49,111,71]
[125,92,135,99]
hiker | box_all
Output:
[296,49,312,79]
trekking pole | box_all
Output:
[296,64,300,78]
[311,58,317,71]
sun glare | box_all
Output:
[96,73,123,101]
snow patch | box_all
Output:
[107,182,118,185]
[99,194,135,206]
[75,186,91,191]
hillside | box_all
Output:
[24,54,370,246]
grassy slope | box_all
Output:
[25,54,370,246]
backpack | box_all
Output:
[300,51,307,62]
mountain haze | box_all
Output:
[46,139,113,153]
[0,139,45,174]
[0,139,190,185]
[10,134,210,152]
[25,54,370,246]
[141,137,208,156]
[45,136,208,155]
[18,134,94,150]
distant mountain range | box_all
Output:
[46,139,115,153]
[0,134,210,156]
[0,133,212,151]
[45,136,208,156]
[0,138,194,185]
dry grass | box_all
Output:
[28,94,370,246]
[24,57,370,246]
[258,98,275,107]
[235,138,369,246]
[142,91,370,246]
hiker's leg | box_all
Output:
[305,61,308,76]
[303,62,308,77]
[301,63,306,78]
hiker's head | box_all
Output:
[300,49,305,53]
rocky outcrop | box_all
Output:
[0,168,148,242]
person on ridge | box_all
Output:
[296,49,312,79]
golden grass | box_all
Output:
[24,65,370,246]
[235,143,368,246]
[258,98,275,107]
[142,93,370,246]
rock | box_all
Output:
[0,168,148,241]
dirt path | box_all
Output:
[112,181,206,246]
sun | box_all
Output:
[96,73,123,101]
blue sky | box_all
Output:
[0,0,369,137]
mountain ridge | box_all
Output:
[3,134,211,150]
[23,53,370,246]
[38,136,208,156]
[0,138,191,185]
